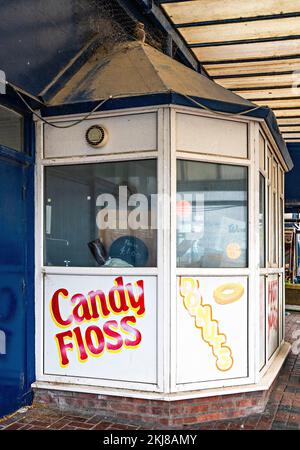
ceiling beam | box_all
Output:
[282,130,300,133]
[175,12,300,28]
[278,118,300,125]
[237,90,298,100]
[201,54,300,65]
[192,39,300,63]
[255,99,300,108]
[282,134,300,140]
[160,0,300,22]
[189,35,300,48]
[279,125,300,130]
[273,117,300,123]
[232,85,297,92]
[204,59,300,77]
[266,107,300,111]
[273,108,300,119]
[250,97,300,102]
[158,0,300,125]
[283,138,300,141]
[213,70,294,79]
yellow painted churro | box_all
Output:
[179,277,233,372]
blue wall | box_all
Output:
[0,0,98,96]
[0,91,35,415]
[285,143,300,208]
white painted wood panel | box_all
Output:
[44,112,157,158]
[43,274,158,384]
[176,113,248,158]
[176,276,248,385]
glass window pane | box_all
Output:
[0,105,23,152]
[272,191,277,264]
[177,160,248,268]
[44,160,157,267]
[259,174,266,268]
[279,198,283,267]
[259,133,265,171]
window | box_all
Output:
[259,174,266,268]
[272,191,277,264]
[176,160,248,268]
[0,105,23,152]
[268,155,279,267]
[44,160,157,267]
[279,198,283,267]
[259,133,265,172]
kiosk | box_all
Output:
[33,41,292,426]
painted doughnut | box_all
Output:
[213,283,244,305]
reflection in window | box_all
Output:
[44,160,157,267]
[177,160,248,268]
[0,105,23,152]
[259,174,266,268]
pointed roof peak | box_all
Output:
[47,40,253,108]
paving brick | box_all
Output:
[92,421,117,430]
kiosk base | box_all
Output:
[32,343,290,427]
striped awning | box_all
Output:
[160,0,300,142]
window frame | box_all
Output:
[0,102,33,158]
[43,158,159,269]
[175,157,249,270]
[259,172,266,269]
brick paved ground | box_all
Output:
[0,312,299,431]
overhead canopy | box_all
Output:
[160,0,300,143]
[45,40,292,170]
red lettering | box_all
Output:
[108,277,129,314]
[103,320,123,351]
[121,316,142,347]
[88,289,110,318]
[126,280,145,316]
[71,293,91,323]
[73,327,88,362]
[50,288,73,327]
[85,326,105,356]
[55,330,73,366]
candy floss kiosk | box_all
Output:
[33,42,293,426]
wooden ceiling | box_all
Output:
[160,0,300,142]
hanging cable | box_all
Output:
[7,81,113,129]
[181,93,263,118]
[5,79,263,128]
